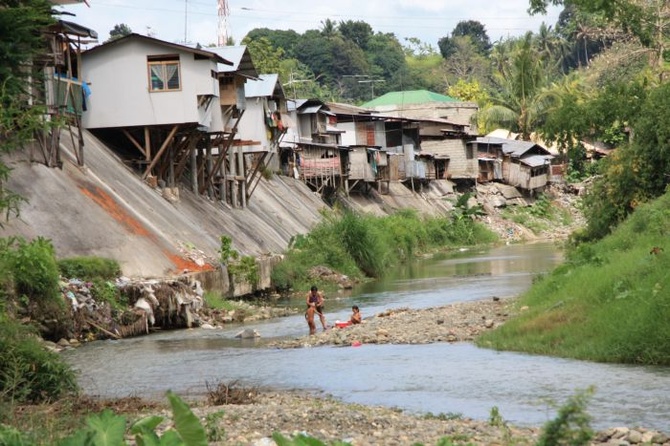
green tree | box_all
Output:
[476,33,551,139]
[578,81,667,241]
[529,0,670,70]
[439,20,491,58]
[244,28,301,58]
[107,23,132,42]
[402,37,438,58]
[448,79,488,103]
[366,32,407,80]
[279,59,334,101]
[338,20,373,50]
[242,36,285,74]
[440,35,492,86]
[320,18,339,38]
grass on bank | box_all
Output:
[271,207,498,292]
[477,188,670,365]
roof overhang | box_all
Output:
[48,19,98,39]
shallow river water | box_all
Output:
[64,242,670,431]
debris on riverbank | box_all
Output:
[47,276,299,350]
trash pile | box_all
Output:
[60,276,205,341]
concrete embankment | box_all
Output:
[2,129,465,296]
[2,130,326,288]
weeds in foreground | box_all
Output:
[488,406,512,444]
[205,380,259,406]
[537,387,594,446]
[0,387,598,446]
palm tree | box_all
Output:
[320,19,338,39]
[476,33,551,140]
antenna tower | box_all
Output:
[217,0,230,46]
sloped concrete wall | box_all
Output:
[1,130,325,280]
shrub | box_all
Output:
[5,237,60,304]
[219,236,259,286]
[537,388,594,446]
[0,314,78,403]
[57,256,121,281]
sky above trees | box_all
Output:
[59,0,561,48]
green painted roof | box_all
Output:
[361,90,457,108]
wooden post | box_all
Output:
[191,146,198,195]
[144,127,151,161]
[142,125,178,180]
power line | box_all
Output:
[65,1,561,44]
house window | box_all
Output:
[147,55,181,92]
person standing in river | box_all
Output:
[306,285,327,333]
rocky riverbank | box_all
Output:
[188,389,669,446]
[269,297,515,349]
[178,298,669,445]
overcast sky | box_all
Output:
[60,0,562,49]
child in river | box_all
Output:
[306,285,327,333]
[350,305,362,324]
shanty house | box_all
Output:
[239,74,288,173]
[470,137,553,192]
[328,102,421,193]
[281,99,346,197]
[82,34,228,132]
[206,45,270,207]
[81,34,233,201]
[38,3,98,168]
[418,120,475,185]
[361,90,478,134]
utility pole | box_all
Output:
[358,79,385,100]
[184,0,188,43]
[283,71,317,100]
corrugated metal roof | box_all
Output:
[486,128,519,139]
[84,34,231,65]
[326,125,344,133]
[295,141,348,150]
[245,74,282,98]
[299,105,322,114]
[473,136,544,157]
[520,154,552,167]
[361,90,458,108]
[207,45,258,77]
[50,19,98,39]
[327,102,374,115]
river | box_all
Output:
[63,242,670,432]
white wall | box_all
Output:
[82,40,220,130]
[339,122,357,146]
[238,98,269,151]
